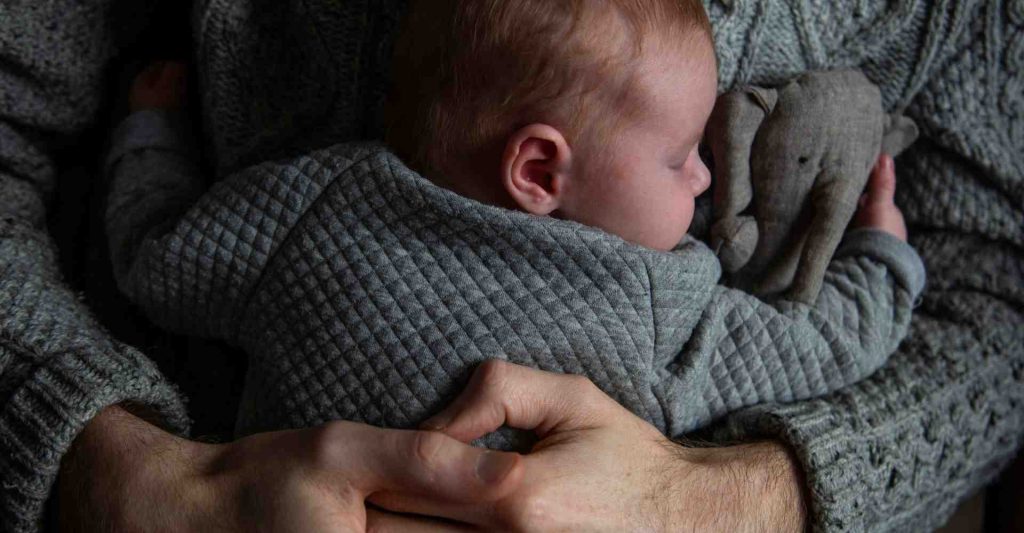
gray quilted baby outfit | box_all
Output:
[104,120,925,439]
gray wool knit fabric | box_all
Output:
[104,125,925,440]
[0,1,189,532]
[0,0,1021,532]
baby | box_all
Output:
[106,0,924,441]
[386,0,719,253]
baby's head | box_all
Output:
[386,0,718,250]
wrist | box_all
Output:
[57,405,213,532]
[660,441,808,532]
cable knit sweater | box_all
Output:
[1,0,1021,532]
[0,2,188,532]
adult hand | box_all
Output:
[129,61,188,112]
[853,153,908,241]
[374,361,808,532]
[57,405,523,532]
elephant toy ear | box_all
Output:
[882,114,920,156]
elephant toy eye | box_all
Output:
[798,156,809,164]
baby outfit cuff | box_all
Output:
[835,228,927,298]
[105,109,196,172]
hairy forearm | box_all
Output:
[661,441,807,532]
[57,406,205,533]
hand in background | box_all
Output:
[373,361,807,532]
[129,61,188,112]
[853,153,908,241]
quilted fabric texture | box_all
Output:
[106,136,925,440]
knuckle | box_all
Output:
[411,430,447,476]
[478,359,510,381]
[477,359,511,393]
[308,421,354,467]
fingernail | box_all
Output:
[476,451,517,484]
[885,155,895,171]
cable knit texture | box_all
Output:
[0,2,190,532]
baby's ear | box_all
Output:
[501,124,572,216]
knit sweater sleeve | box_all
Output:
[1,3,190,531]
[0,220,190,533]
[709,233,1024,532]
[672,229,925,433]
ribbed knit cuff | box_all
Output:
[712,399,867,532]
[836,228,927,298]
[0,342,189,533]
[0,219,189,533]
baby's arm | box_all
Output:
[106,62,204,291]
[667,156,925,432]
[106,62,361,341]
[105,62,232,338]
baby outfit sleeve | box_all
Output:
[669,228,925,432]
[104,112,357,341]
[106,109,206,297]
[103,109,227,337]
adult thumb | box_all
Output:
[333,422,522,502]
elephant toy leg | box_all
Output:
[784,178,861,304]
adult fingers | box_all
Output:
[368,492,494,529]
[422,360,614,443]
[365,507,477,532]
[314,422,523,502]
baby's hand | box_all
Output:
[129,61,188,112]
[852,153,908,241]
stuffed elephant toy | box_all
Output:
[705,69,919,304]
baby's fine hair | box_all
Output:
[385,0,712,179]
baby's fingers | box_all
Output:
[129,61,189,112]
[157,61,188,85]
[853,153,908,241]
[865,153,897,205]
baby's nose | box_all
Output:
[691,160,711,195]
